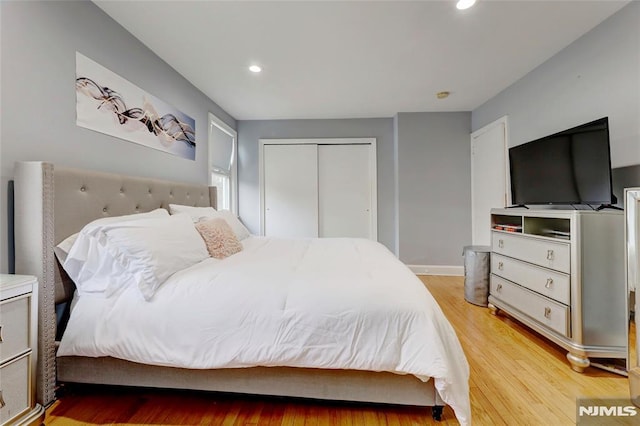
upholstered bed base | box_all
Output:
[13,161,443,411]
[57,357,439,406]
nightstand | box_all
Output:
[1,275,45,425]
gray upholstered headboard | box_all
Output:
[12,161,216,406]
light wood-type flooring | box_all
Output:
[44,275,630,425]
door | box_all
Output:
[263,144,318,238]
[318,144,372,238]
[260,138,377,239]
[471,117,508,245]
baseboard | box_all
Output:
[407,265,464,276]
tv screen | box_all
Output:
[509,117,614,206]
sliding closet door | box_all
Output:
[263,144,318,238]
[318,144,373,238]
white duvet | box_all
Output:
[58,237,470,424]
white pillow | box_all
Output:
[54,232,79,264]
[62,208,169,295]
[217,210,251,241]
[168,204,250,240]
[168,204,217,223]
[101,214,209,300]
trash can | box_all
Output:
[462,245,491,307]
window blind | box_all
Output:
[209,122,234,174]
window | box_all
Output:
[208,112,237,213]
[210,171,230,210]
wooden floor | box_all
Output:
[44,275,629,425]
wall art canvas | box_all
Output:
[76,52,196,160]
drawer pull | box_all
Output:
[544,307,551,319]
[546,249,554,260]
[498,261,504,270]
[498,239,504,249]
[496,283,503,292]
[545,278,554,289]
[0,390,4,409]
[0,324,2,343]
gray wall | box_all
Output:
[396,112,472,266]
[237,119,396,252]
[472,1,640,169]
[0,1,236,273]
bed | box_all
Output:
[13,161,470,424]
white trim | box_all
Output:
[369,139,378,241]
[393,115,400,257]
[208,112,238,214]
[260,138,374,145]
[407,265,464,277]
[626,188,640,292]
[259,141,265,235]
[259,138,377,239]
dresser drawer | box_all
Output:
[492,232,570,273]
[491,275,570,337]
[0,296,30,364]
[0,353,30,424]
[491,254,570,305]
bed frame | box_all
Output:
[13,161,444,419]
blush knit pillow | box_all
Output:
[195,218,243,259]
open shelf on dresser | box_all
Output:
[491,214,522,233]
[493,214,572,240]
[524,217,571,240]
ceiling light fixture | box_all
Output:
[249,65,262,73]
[456,0,476,10]
[436,91,450,99]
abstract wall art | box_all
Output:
[76,52,196,160]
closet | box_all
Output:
[260,139,377,239]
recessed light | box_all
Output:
[436,91,450,99]
[456,0,476,10]
[249,65,262,73]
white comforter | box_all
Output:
[58,237,470,424]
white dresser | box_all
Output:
[488,209,626,373]
[0,275,45,425]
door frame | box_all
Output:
[259,138,377,238]
[470,116,509,245]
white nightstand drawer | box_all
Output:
[492,232,570,273]
[0,353,30,424]
[491,275,570,337]
[0,296,30,364]
[491,254,570,305]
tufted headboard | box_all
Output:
[13,161,216,406]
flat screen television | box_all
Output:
[509,117,615,206]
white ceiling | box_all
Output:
[94,0,628,120]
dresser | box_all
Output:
[0,275,45,425]
[488,209,626,373]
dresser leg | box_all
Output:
[488,303,499,316]
[567,352,590,373]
